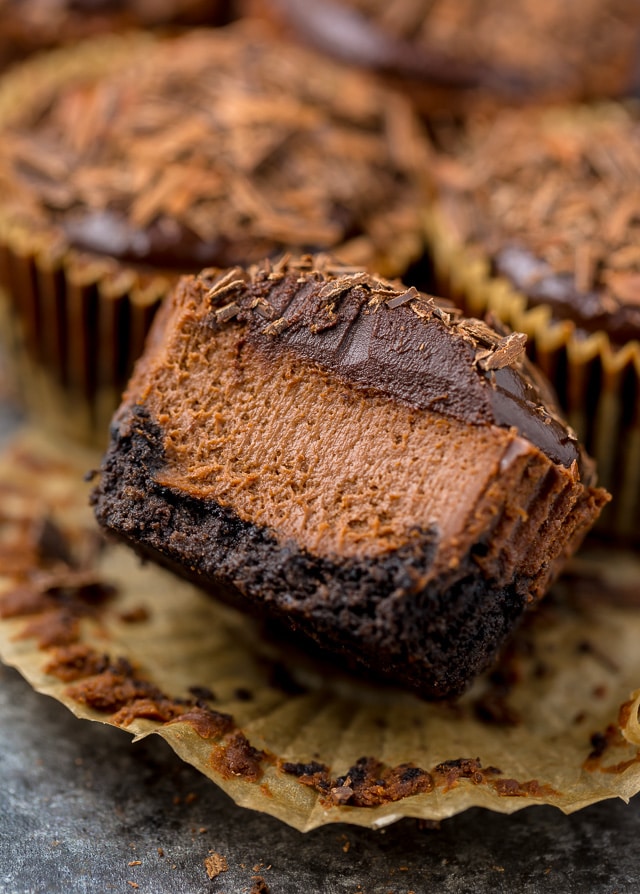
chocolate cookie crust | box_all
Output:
[93,257,608,699]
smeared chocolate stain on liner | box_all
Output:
[583,698,640,776]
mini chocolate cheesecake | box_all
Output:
[431,106,640,345]
[92,256,608,699]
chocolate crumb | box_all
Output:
[44,645,110,682]
[188,685,216,702]
[118,605,150,623]
[204,852,228,880]
[234,687,253,701]
[280,760,331,793]
[433,757,484,790]
[210,732,265,782]
[170,707,234,739]
[329,757,433,807]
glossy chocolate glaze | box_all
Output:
[62,211,281,271]
[495,246,640,344]
[204,262,589,475]
[62,208,356,272]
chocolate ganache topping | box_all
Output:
[202,256,588,475]
[434,106,640,344]
[0,23,429,276]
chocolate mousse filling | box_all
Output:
[92,257,608,699]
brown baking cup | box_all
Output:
[424,111,640,543]
[0,27,429,445]
[1,429,640,831]
[0,225,168,446]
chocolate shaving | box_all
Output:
[458,319,502,348]
[318,273,371,302]
[476,332,527,370]
[386,286,420,309]
[214,302,241,324]
[261,317,291,337]
[251,298,277,321]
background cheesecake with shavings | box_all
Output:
[0,21,430,445]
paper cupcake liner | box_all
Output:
[0,34,175,446]
[0,230,169,447]
[424,205,640,544]
[1,429,640,832]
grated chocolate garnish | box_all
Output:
[476,332,528,371]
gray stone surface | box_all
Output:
[1,662,639,894]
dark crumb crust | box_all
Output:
[92,407,532,701]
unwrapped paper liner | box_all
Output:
[1,430,640,832]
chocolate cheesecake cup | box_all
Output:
[426,104,640,541]
[92,256,608,700]
[0,23,430,445]
[244,0,640,113]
